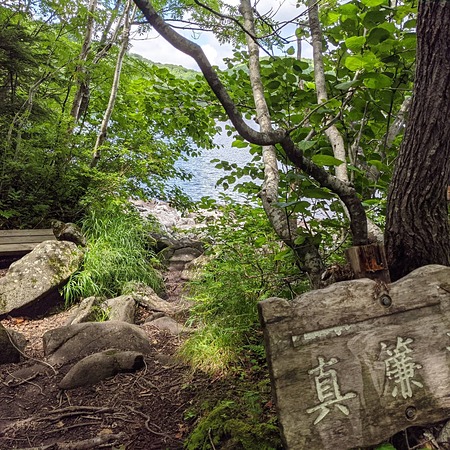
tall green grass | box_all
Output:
[179,202,305,374]
[63,201,163,304]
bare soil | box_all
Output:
[0,262,226,450]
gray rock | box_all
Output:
[144,316,192,335]
[52,220,87,247]
[0,323,26,364]
[65,296,100,325]
[438,419,450,444]
[104,295,136,323]
[0,241,83,316]
[181,254,210,281]
[170,247,203,263]
[43,321,152,366]
[128,282,177,315]
[59,349,145,390]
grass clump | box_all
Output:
[63,200,163,304]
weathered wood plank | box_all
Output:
[346,243,391,283]
[0,229,55,256]
[259,265,450,449]
[0,236,55,245]
[0,229,55,237]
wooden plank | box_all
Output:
[0,243,43,256]
[0,229,54,237]
[259,265,450,450]
[0,235,56,245]
[0,229,56,257]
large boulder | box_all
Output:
[43,321,152,366]
[0,241,83,317]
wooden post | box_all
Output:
[346,243,391,283]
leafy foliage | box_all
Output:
[0,3,218,228]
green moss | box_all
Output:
[185,400,282,450]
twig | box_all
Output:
[125,406,181,441]
[44,420,102,435]
[208,429,217,450]
[5,372,39,387]
[0,406,113,436]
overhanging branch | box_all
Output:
[132,0,368,246]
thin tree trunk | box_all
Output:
[91,0,136,168]
[308,0,383,243]
[240,0,324,287]
[385,0,450,281]
[70,0,98,123]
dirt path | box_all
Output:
[0,258,212,450]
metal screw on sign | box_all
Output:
[405,406,417,421]
[380,294,392,307]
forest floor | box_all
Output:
[0,260,240,450]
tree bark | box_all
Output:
[385,0,450,281]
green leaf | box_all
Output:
[298,140,317,151]
[232,140,249,148]
[344,52,379,71]
[285,72,297,84]
[362,9,389,28]
[338,3,359,16]
[312,155,344,166]
[266,79,281,89]
[286,46,295,55]
[335,80,359,91]
[374,445,396,450]
[303,187,335,199]
[361,0,386,6]
[363,73,392,88]
[345,36,366,52]
[367,27,392,45]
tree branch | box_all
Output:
[132,0,368,246]
[132,0,286,145]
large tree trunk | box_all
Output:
[385,0,450,281]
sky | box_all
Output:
[130,0,312,71]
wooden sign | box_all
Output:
[258,265,450,449]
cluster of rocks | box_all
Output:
[0,201,209,390]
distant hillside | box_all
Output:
[130,53,200,79]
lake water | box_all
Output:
[171,124,256,202]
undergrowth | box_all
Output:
[179,201,307,374]
[63,200,163,304]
